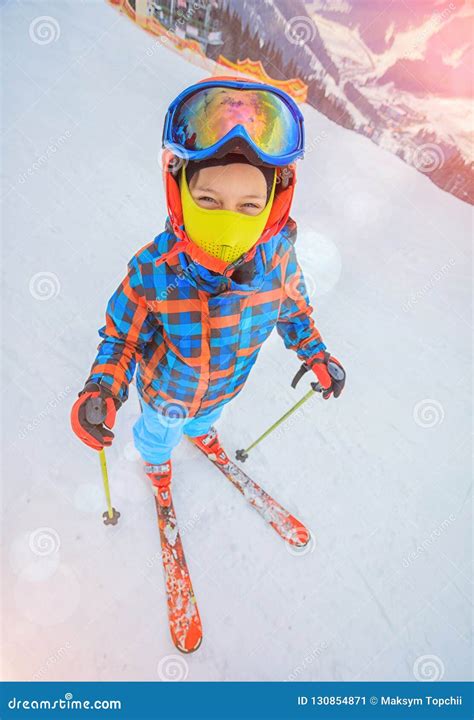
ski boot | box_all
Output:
[145,461,172,508]
[189,427,229,466]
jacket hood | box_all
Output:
[161,149,297,275]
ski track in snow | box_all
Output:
[2,0,472,682]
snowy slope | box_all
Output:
[1,0,472,684]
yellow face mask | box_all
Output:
[180,167,276,264]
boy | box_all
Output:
[71,77,345,506]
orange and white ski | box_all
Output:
[155,495,203,653]
[192,442,311,548]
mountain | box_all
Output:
[222,0,473,203]
[305,0,457,52]
[377,14,472,98]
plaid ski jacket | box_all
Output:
[87,223,326,417]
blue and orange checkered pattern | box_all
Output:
[87,224,326,417]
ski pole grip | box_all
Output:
[291,362,310,389]
[328,360,346,382]
[85,396,107,425]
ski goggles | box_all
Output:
[162,79,305,166]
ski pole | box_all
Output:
[235,360,346,462]
[86,396,121,526]
[98,448,120,525]
[235,383,321,462]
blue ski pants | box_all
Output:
[133,400,223,464]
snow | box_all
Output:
[2,0,472,683]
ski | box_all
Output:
[154,492,203,653]
[191,442,311,548]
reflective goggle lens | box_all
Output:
[171,87,300,158]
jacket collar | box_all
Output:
[161,150,297,272]
[154,225,292,296]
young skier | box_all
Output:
[71,76,346,505]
